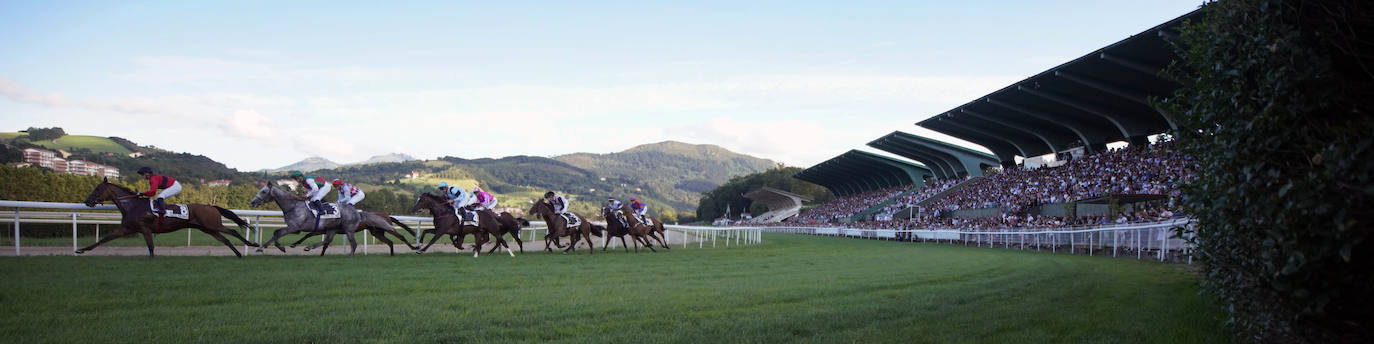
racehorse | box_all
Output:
[618,203,671,250]
[602,205,656,252]
[249,183,364,257]
[528,200,597,254]
[79,178,259,257]
[471,212,530,254]
[287,211,419,255]
[410,193,513,257]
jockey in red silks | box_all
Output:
[332,179,365,206]
[137,167,181,217]
[630,197,649,223]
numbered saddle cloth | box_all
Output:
[461,209,479,227]
[639,215,653,226]
[310,202,342,219]
[148,200,190,219]
[560,213,581,227]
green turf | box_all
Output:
[0,234,1227,343]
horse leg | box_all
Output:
[383,228,418,251]
[371,230,397,255]
[649,231,669,249]
[319,229,337,256]
[511,231,524,253]
[344,227,358,258]
[75,226,134,254]
[602,233,610,251]
[620,236,629,252]
[139,226,157,257]
[583,227,595,254]
[417,229,448,254]
[492,230,514,257]
[289,232,321,248]
[201,228,244,258]
[259,227,297,253]
[222,226,259,247]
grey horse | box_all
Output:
[249,183,363,257]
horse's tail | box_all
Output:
[388,216,417,237]
[590,224,604,237]
[215,206,252,231]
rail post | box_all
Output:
[14,208,20,255]
[71,213,78,255]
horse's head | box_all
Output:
[412,193,438,214]
[249,184,276,207]
[527,200,548,218]
[84,178,112,207]
[516,217,530,227]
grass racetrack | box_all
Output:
[0,234,1226,343]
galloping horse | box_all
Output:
[249,184,363,257]
[79,178,259,257]
[620,204,671,250]
[471,212,529,254]
[287,211,419,255]
[410,193,513,257]
[528,200,597,254]
[602,205,656,252]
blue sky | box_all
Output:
[0,1,1201,170]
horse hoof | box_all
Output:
[289,245,298,248]
[303,248,312,252]
[74,250,84,254]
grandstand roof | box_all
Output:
[793,150,933,197]
[868,131,999,179]
[916,9,1199,164]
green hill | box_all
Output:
[0,133,132,155]
[554,141,778,210]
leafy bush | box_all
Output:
[23,127,66,141]
[1162,0,1374,342]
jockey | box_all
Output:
[332,179,364,206]
[289,170,331,212]
[544,191,571,217]
[606,197,627,227]
[471,186,497,211]
[630,197,648,221]
[439,182,474,222]
[605,197,623,211]
[136,167,181,216]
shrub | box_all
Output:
[1162,0,1374,342]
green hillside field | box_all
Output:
[1,133,132,155]
[0,235,1226,343]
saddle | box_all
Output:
[638,215,654,226]
[147,199,190,220]
[462,209,479,227]
[309,202,342,219]
[560,213,581,227]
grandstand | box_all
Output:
[741,187,811,224]
[791,9,1198,231]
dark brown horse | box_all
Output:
[471,212,530,254]
[618,203,671,250]
[288,211,418,255]
[411,193,513,257]
[602,205,656,252]
[528,200,597,254]
[80,179,259,257]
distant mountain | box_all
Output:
[359,153,415,165]
[554,141,778,210]
[270,153,416,172]
[273,157,341,173]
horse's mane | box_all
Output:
[104,181,136,194]
[420,192,445,200]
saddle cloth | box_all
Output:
[639,215,654,226]
[561,213,581,227]
[310,202,342,219]
[461,209,479,227]
[149,200,191,220]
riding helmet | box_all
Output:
[544,191,556,198]
[332,179,343,186]
[289,170,304,178]
[438,182,448,188]
[136,166,153,175]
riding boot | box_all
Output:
[154,197,166,229]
